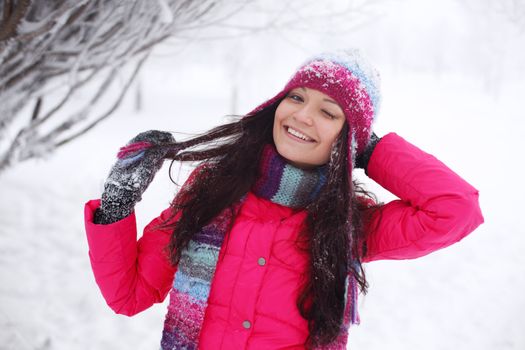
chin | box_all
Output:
[274,133,325,168]
[277,147,320,169]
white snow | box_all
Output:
[1,0,524,349]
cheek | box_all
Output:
[274,102,288,123]
[272,112,281,142]
[319,121,345,146]
[273,103,288,139]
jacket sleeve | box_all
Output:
[84,200,178,316]
[361,132,484,263]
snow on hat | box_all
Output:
[249,49,381,158]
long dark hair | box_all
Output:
[158,102,380,347]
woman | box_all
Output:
[84,49,484,349]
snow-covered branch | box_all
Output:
[0,0,250,173]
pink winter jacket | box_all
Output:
[84,133,484,349]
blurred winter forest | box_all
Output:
[1,0,525,349]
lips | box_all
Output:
[286,126,315,142]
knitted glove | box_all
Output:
[355,132,381,173]
[94,130,175,224]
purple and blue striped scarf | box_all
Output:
[160,145,359,350]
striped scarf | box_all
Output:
[160,145,359,350]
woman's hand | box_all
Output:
[355,132,381,172]
[94,130,175,224]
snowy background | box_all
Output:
[1,0,525,349]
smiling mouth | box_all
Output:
[286,126,315,142]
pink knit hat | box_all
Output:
[248,49,381,158]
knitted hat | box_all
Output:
[248,49,381,160]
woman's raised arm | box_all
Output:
[362,132,484,262]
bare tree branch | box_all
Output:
[54,53,149,148]
[0,0,31,42]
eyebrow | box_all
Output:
[321,96,342,110]
[297,87,341,109]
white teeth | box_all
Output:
[287,127,312,141]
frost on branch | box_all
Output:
[0,0,241,173]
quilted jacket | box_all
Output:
[84,132,484,349]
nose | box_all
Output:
[293,105,314,126]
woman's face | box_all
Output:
[273,87,346,169]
